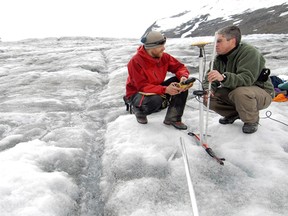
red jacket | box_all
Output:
[125,46,190,99]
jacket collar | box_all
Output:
[137,45,161,63]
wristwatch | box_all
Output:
[222,74,227,82]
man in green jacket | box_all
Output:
[203,25,274,134]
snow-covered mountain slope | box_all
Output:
[146,0,288,37]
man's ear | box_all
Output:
[231,37,237,46]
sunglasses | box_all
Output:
[146,36,166,45]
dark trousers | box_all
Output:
[130,77,188,122]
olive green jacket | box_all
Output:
[203,43,275,98]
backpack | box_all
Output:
[270,75,284,88]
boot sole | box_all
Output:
[163,121,187,130]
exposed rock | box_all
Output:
[146,3,288,37]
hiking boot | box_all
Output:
[242,122,258,134]
[135,114,148,124]
[163,120,188,130]
[219,114,240,125]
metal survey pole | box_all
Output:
[191,42,210,146]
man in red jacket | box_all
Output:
[124,31,191,130]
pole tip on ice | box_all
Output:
[188,132,225,165]
[205,148,225,165]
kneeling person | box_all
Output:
[203,25,275,134]
[124,31,191,130]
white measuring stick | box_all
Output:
[204,32,217,143]
[180,137,199,216]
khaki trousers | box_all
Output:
[206,86,272,123]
